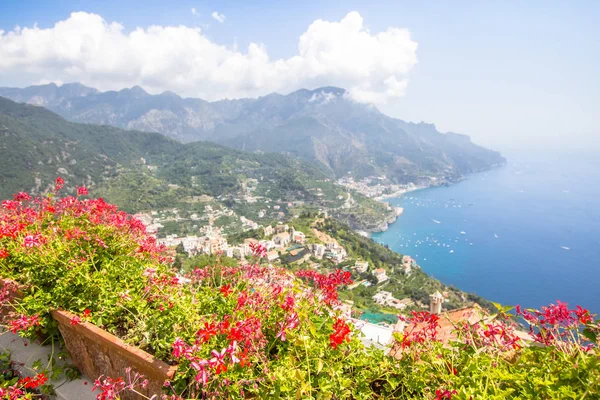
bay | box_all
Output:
[372,150,600,313]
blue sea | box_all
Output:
[372,150,600,313]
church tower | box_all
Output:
[429,291,444,314]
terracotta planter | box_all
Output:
[52,310,177,399]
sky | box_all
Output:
[0,0,598,152]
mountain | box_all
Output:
[0,83,505,184]
[0,96,394,230]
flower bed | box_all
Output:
[0,180,599,399]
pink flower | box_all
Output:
[171,338,188,358]
[142,267,157,278]
[226,341,239,364]
[23,234,42,248]
[209,348,228,374]
[76,186,89,196]
[435,389,457,399]
[70,316,82,325]
[191,360,210,385]
[249,242,267,258]
[276,312,299,342]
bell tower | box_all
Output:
[429,291,444,314]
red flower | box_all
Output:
[574,305,593,324]
[220,284,233,297]
[13,192,31,202]
[329,318,351,349]
[236,291,248,309]
[227,326,244,342]
[8,314,40,333]
[70,315,82,325]
[296,269,352,305]
[55,177,65,191]
[281,295,295,311]
[196,322,219,344]
[76,186,89,196]
[0,249,9,259]
[83,308,92,317]
[1,200,21,211]
[238,348,251,368]
[19,373,48,389]
[93,376,126,400]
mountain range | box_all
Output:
[0,83,505,184]
[0,96,395,230]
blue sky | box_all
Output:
[1,0,598,151]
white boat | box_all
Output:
[561,246,570,250]
[449,250,454,253]
[494,233,499,238]
[432,219,441,224]
[460,231,466,235]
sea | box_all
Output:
[372,149,600,314]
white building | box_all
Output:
[266,250,279,262]
[373,291,407,310]
[354,261,369,273]
[273,232,291,247]
[293,231,306,244]
[351,319,395,347]
[263,225,274,237]
[373,268,389,283]
[312,244,325,259]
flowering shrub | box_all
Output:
[0,183,392,398]
[390,303,600,399]
[0,182,599,399]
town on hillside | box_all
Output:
[133,206,488,347]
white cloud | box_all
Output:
[0,11,418,103]
[191,8,199,16]
[211,11,225,23]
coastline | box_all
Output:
[358,166,506,235]
[364,185,427,234]
[373,185,427,201]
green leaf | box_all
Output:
[582,328,597,343]
[309,321,317,337]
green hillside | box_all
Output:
[0,97,394,230]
